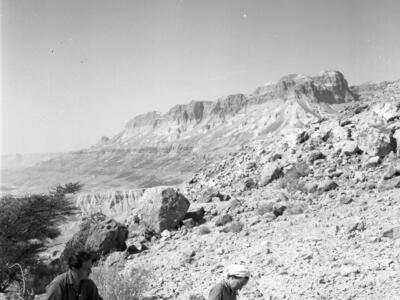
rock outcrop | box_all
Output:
[253,70,355,104]
[139,187,190,233]
[62,213,128,261]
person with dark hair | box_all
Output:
[46,251,103,300]
[208,265,250,300]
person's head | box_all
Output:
[68,251,93,280]
[225,265,250,291]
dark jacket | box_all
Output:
[46,271,103,300]
[208,280,237,300]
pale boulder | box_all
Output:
[139,187,190,233]
[356,126,396,157]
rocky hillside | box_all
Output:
[39,79,400,299]
[2,70,357,193]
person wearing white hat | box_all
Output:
[207,264,250,300]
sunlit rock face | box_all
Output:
[76,189,147,221]
[105,70,355,149]
[252,70,355,104]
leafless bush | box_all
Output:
[91,261,151,300]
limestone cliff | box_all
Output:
[3,70,366,193]
[99,70,355,150]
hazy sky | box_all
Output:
[2,0,400,154]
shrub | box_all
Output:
[0,183,79,293]
[26,260,63,294]
[50,182,83,197]
[91,261,151,300]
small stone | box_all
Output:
[308,151,326,163]
[248,216,261,226]
[363,156,381,168]
[341,141,361,156]
[347,219,366,234]
[305,182,318,193]
[215,214,233,227]
[340,265,360,277]
[182,218,195,228]
[221,221,244,233]
[378,177,400,190]
[318,180,338,193]
[383,165,400,180]
[383,227,400,240]
[263,213,277,222]
[340,196,353,205]
[215,248,225,255]
[297,131,310,144]
[161,229,171,238]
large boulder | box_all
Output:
[356,126,396,157]
[62,213,128,261]
[139,187,190,233]
[85,218,128,254]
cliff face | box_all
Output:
[253,70,355,104]
[100,70,354,150]
[75,189,146,221]
[2,70,366,193]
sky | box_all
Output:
[1,0,400,155]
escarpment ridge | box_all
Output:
[2,70,398,193]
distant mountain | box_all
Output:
[93,70,354,151]
[3,70,392,194]
[1,153,61,170]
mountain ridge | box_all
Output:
[2,70,397,194]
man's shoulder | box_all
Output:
[49,272,69,285]
[209,281,230,294]
[208,281,235,300]
[211,281,225,290]
[46,271,69,293]
[212,281,230,290]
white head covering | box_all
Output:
[226,264,250,278]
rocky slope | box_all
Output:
[115,80,400,299]
[2,71,357,193]
[38,79,400,299]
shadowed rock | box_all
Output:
[357,126,396,157]
[62,213,128,261]
[139,187,190,234]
